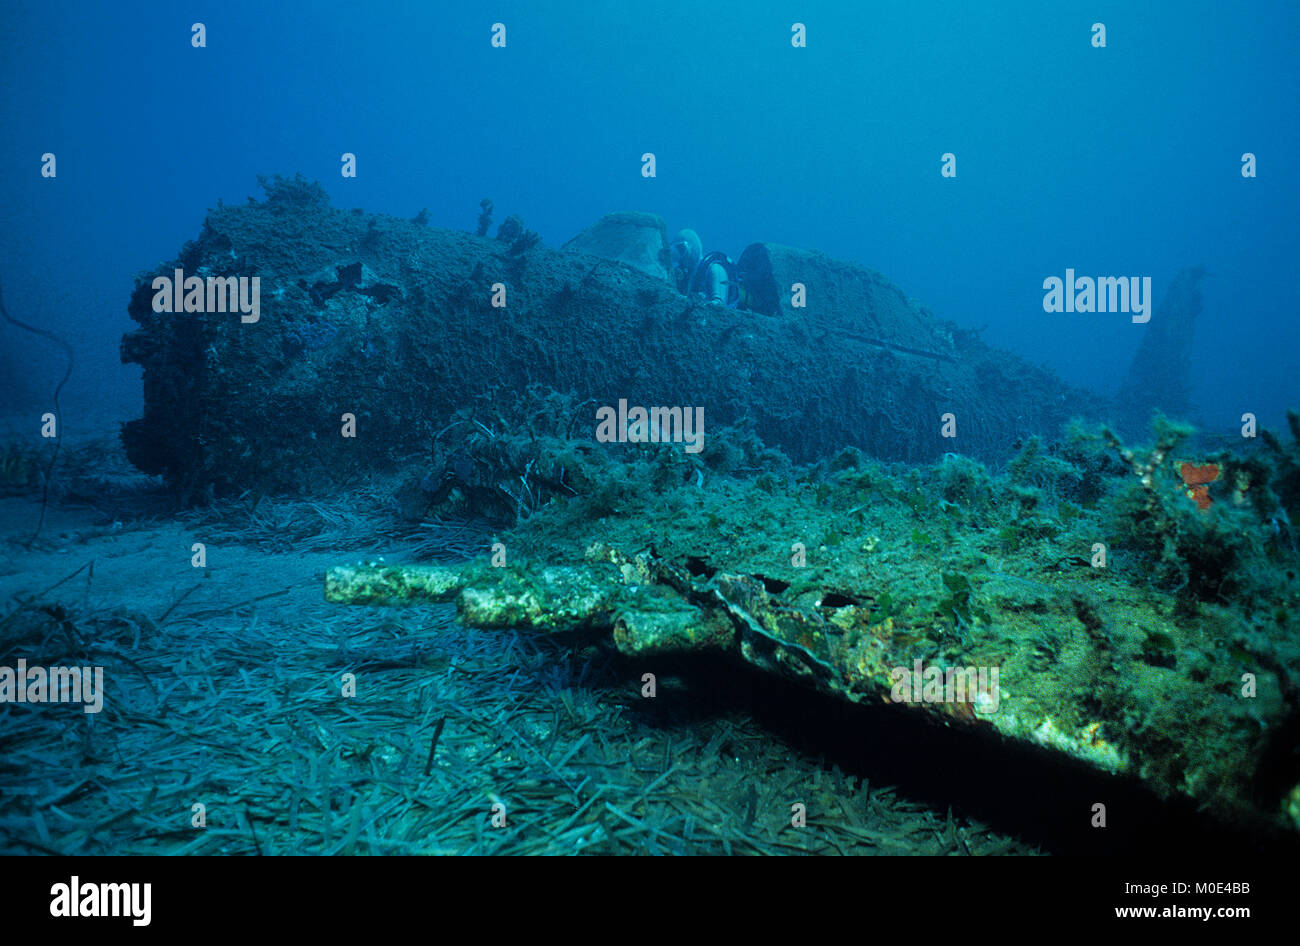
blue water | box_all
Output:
[2,0,1296,431]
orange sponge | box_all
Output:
[1179,462,1220,511]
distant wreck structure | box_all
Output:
[1116,265,1207,437]
[121,176,1103,497]
[562,211,670,282]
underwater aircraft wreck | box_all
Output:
[120,174,1110,498]
[120,175,1300,837]
[319,439,1300,839]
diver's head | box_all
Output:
[670,229,702,274]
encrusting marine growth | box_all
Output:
[327,398,1300,834]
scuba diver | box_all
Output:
[670,228,745,307]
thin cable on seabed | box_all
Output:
[0,281,75,545]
